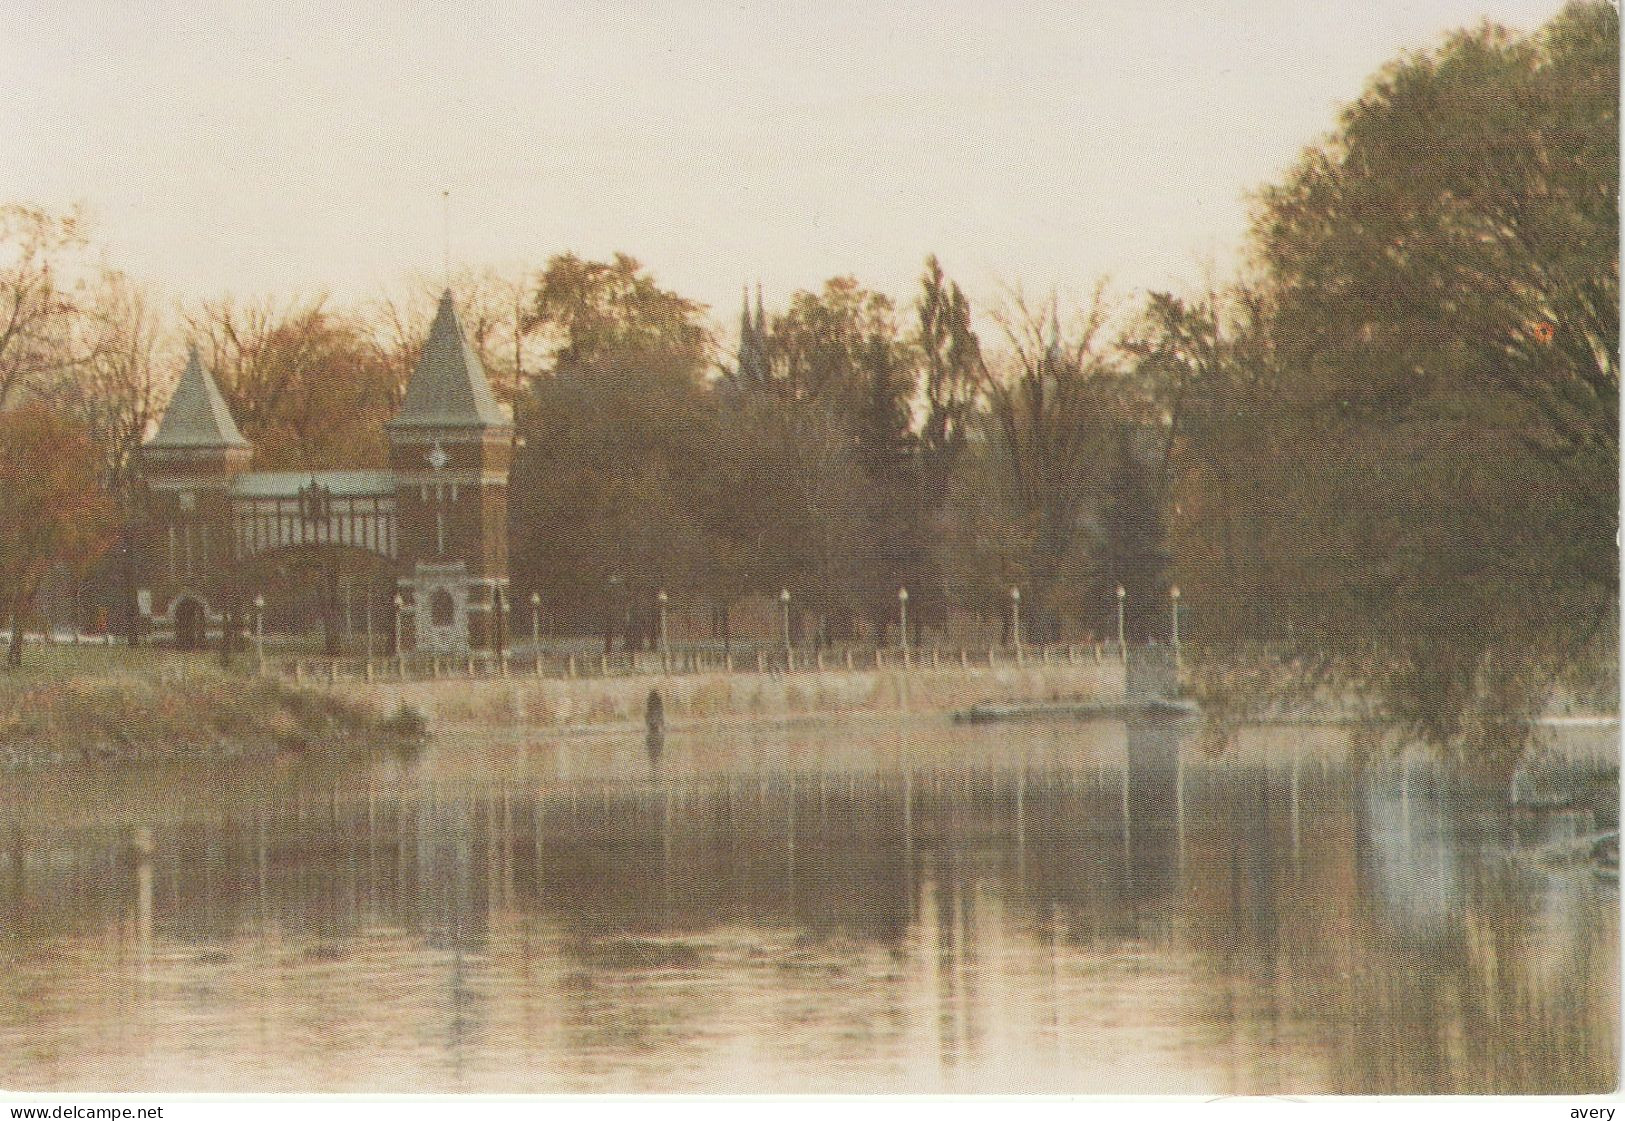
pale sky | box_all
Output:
[1,0,1570,330]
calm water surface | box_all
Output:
[0,715,1616,1094]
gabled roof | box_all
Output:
[387,290,508,431]
[146,347,250,450]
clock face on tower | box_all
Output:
[427,443,448,470]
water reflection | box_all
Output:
[1125,716,1181,900]
[0,716,1614,1094]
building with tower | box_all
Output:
[137,291,512,653]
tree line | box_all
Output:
[0,1,1616,755]
[511,256,1174,653]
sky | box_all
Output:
[1,0,1571,333]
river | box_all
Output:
[0,714,1616,1094]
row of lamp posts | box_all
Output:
[247,582,1182,668]
[655,582,1180,658]
[1115,582,1181,656]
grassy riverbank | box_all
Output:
[0,646,402,769]
[0,646,1127,768]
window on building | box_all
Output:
[430,589,455,628]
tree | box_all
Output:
[184,294,403,469]
[706,389,875,642]
[916,257,982,485]
[516,351,717,649]
[511,254,718,648]
[529,252,711,378]
[769,277,919,634]
[54,271,177,496]
[1095,427,1169,642]
[46,271,179,643]
[0,204,98,410]
[366,266,544,409]
[1175,1,1619,762]
[909,257,984,636]
[0,405,115,666]
[944,285,1129,641]
[1131,285,1291,644]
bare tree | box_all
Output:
[52,271,178,493]
[183,292,400,469]
[930,283,1137,641]
[44,272,179,642]
[0,204,99,409]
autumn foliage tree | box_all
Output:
[366,267,544,409]
[0,404,115,666]
[1159,1,1618,762]
[184,294,403,469]
[511,253,717,649]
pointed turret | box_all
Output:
[1044,291,1065,374]
[146,347,249,451]
[736,283,771,385]
[387,291,508,432]
[737,286,755,375]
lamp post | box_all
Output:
[897,587,909,651]
[657,590,670,664]
[1115,584,1126,659]
[1010,585,1021,650]
[1170,585,1181,651]
[779,589,792,654]
[529,591,541,650]
[364,594,374,660]
[393,592,405,656]
[253,593,265,671]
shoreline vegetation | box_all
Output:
[2,645,1617,775]
[0,646,1128,770]
[0,647,420,770]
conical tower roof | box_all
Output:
[388,290,508,431]
[736,286,760,383]
[146,347,249,450]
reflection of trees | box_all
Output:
[526,776,913,944]
[1125,717,1181,902]
[0,741,1615,1093]
[1316,773,1619,1092]
[1174,759,1618,1093]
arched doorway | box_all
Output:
[175,597,205,650]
